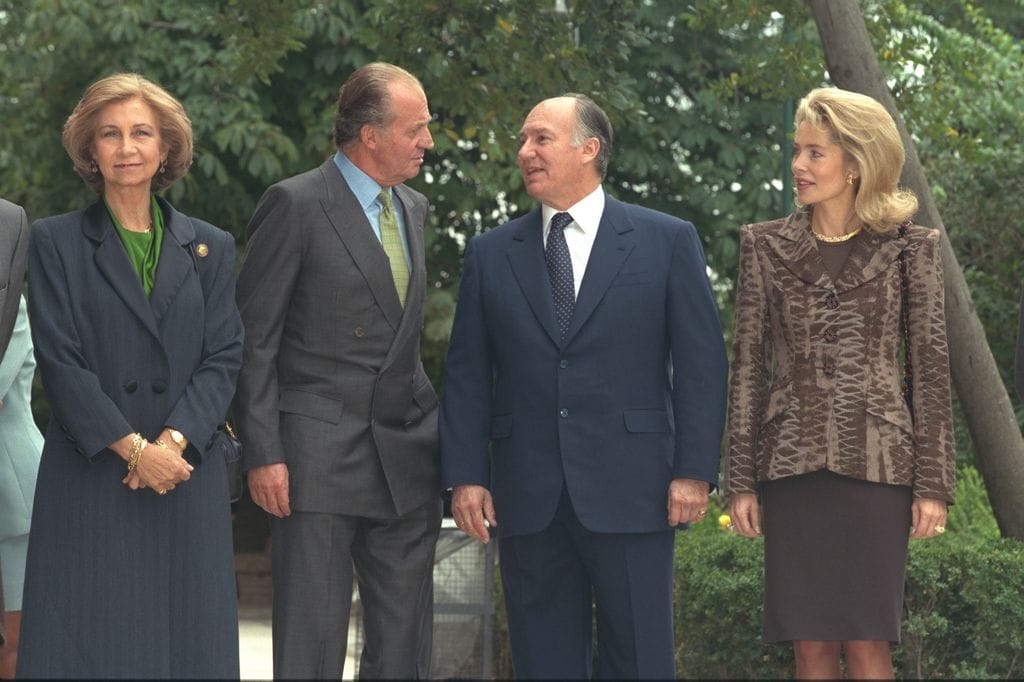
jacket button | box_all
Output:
[559,359,568,369]
[152,380,167,394]
[825,293,839,310]
[354,326,365,337]
[559,408,569,418]
[823,359,836,376]
[824,328,838,343]
[124,380,138,393]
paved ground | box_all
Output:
[238,606,361,680]
[239,606,273,681]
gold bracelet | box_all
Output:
[127,434,147,472]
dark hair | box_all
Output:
[63,73,193,193]
[563,92,613,178]
[332,62,423,150]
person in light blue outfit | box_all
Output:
[0,297,42,678]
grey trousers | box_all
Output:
[270,498,443,679]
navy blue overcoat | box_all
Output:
[17,197,243,678]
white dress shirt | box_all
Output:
[541,186,605,297]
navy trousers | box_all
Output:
[498,487,676,679]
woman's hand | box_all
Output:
[111,433,193,495]
[910,497,948,538]
[133,440,193,495]
[728,492,762,538]
[122,470,146,490]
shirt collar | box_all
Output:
[334,151,388,211]
[541,185,605,234]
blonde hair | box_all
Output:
[795,87,917,232]
[63,73,194,193]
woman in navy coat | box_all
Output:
[17,73,243,678]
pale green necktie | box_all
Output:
[378,189,409,307]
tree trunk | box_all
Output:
[808,0,1024,539]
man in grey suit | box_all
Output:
[0,198,29,359]
[234,63,441,679]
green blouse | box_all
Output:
[106,195,164,296]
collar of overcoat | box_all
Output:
[506,195,636,348]
[764,208,910,292]
[83,195,198,342]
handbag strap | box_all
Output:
[897,221,913,410]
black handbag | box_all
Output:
[207,421,244,503]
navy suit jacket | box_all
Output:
[440,195,728,538]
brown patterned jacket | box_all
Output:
[724,210,956,503]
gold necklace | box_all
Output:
[812,226,861,243]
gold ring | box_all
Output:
[697,509,707,518]
[935,525,945,534]
[158,489,167,495]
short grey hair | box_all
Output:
[563,93,613,179]
[333,62,422,150]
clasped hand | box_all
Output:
[119,430,193,494]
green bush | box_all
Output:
[897,536,1024,679]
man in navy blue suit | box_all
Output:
[440,94,728,678]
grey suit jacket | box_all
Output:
[0,199,30,359]
[235,159,439,518]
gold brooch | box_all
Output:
[196,243,209,257]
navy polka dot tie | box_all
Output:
[546,212,575,339]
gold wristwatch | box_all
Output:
[168,428,189,453]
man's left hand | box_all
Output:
[667,478,710,526]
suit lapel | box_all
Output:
[317,160,404,332]
[149,197,197,324]
[764,210,833,290]
[765,209,909,292]
[506,208,561,347]
[833,227,908,292]
[564,197,635,344]
[84,201,161,340]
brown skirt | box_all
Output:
[761,469,912,643]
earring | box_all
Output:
[846,174,855,185]
[159,159,167,175]
[89,160,99,173]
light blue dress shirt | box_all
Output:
[333,151,411,263]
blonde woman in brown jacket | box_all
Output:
[724,88,955,680]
